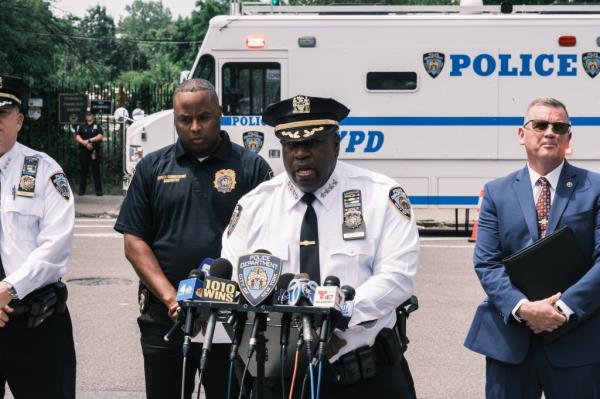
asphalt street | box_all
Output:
[5,219,485,399]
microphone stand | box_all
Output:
[254,312,268,399]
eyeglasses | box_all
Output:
[523,119,571,135]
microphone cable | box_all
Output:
[227,360,234,399]
[316,360,324,399]
[281,345,287,399]
[288,338,302,399]
[237,351,253,399]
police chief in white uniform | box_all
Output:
[222,95,419,399]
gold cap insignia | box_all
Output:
[292,95,310,114]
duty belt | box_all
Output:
[327,327,404,386]
[9,281,68,328]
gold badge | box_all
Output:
[292,95,310,114]
[344,209,363,230]
[214,169,237,193]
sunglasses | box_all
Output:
[523,119,571,135]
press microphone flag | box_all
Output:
[176,268,205,302]
[237,252,282,306]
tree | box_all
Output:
[0,0,69,87]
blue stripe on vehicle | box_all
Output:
[221,116,600,127]
[410,196,480,206]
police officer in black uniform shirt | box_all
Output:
[75,111,103,196]
[114,79,272,399]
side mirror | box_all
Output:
[114,107,132,124]
[179,70,191,83]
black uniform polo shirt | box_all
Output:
[115,131,272,289]
[76,123,103,152]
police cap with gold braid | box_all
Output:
[0,75,29,110]
[262,94,350,142]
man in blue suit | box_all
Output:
[465,98,600,398]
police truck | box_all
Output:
[121,2,600,215]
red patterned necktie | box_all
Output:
[535,177,551,238]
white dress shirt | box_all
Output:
[221,161,420,362]
[0,142,75,298]
[512,161,574,320]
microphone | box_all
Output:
[273,273,296,350]
[176,269,206,302]
[198,257,214,276]
[244,249,285,358]
[199,258,235,373]
[287,273,319,344]
[178,268,207,355]
[316,276,342,362]
[165,258,212,342]
[340,285,356,318]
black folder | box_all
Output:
[503,226,591,342]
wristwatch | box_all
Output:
[1,281,18,300]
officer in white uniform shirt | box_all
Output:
[221,95,419,399]
[0,75,76,399]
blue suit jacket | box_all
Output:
[464,162,600,367]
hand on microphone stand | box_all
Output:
[324,333,347,360]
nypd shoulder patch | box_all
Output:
[227,203,243,237]
[50,172,71,201]
[389,186,411,219]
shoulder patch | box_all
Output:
[266,170,274,180]
[50,173,71,201]
[389,186,411,219]
[227,203,243,237]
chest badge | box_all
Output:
[237,253,282,306]
[17,156,39,197]
[213,169,237,193]
[342,189,366,240]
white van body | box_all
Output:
[123,4,600,209]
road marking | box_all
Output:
[421,244,474,248]
[75,218,117,223]
[420,237,472,241]
[75,225,117,228]
[74,233,122,238]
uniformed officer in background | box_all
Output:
[0,75,76,398]
[221,95,419,398]
[114,79,272,399]
[75,110,103,196]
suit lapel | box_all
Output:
[513,166,539,241]
[546,162,578,235]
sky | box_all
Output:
[50,0,197,21]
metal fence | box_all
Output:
[19,83,176,193]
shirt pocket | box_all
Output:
[327,240,376,285]
[3,197,44,242]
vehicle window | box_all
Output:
[222,62,280,115]
[366,72,418,91]
[192,54,215,85]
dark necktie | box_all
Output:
[300,193,320,284]
[536,177,551,238]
